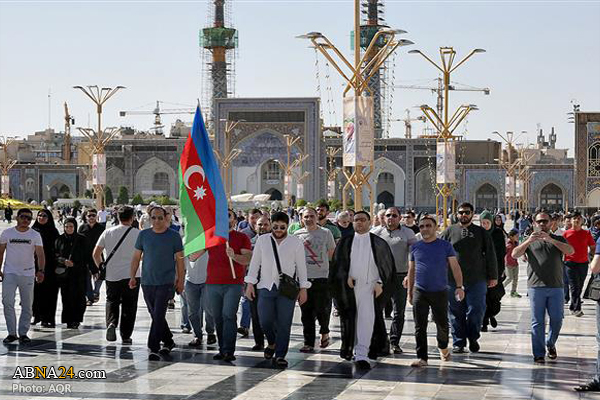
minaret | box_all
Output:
[549,127,557,149]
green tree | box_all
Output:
[295,199,307,207]
[329,199,342,211]
[104,187,114,206]
[73,200,82,210]
[117,186,129,205]
[84,189,93,199]
[131,193,144,205]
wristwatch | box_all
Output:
[456,286,465,291]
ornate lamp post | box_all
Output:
[214,118,244,201]
[0,137,17,198]
[275,134,309,207]
[319,146,341,200]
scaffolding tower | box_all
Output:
[200,0,238,129]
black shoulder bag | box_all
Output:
[270,237,300,300]
[99,226,133,280]
[588,275,600,302]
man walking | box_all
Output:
[206,210,252,362]
[294,207,336,352]
[330,211,396,369]
[245,211,310,368]
[407,215,464,367]
[93,206,140,344]
[78,208,105,305]
[186,250,216,347]
[512,211,574,363]
[563,211,595,317]
[372,207,417,354]
[0,208,45,344]
[441,202,497,353]
[315,201,341,243]
[237,208,262,338]
[130,206,184,361]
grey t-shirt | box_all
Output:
[525,233,567,288]
[371,225,417,274]
[294,227,335,279]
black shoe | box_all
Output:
[237,327,249,338]
[490,317,498,328]
[31,317,41,326]
[106,324,117,341]
[469,341,480,353]
[534,356,545,364]
[181,326,191,334]
[67,323,79,329]
[264,346,275,360]
[481,325,488,332]
[189,337,202,347]
[575,379,600,392]
[93,294,100,303]
[41,322,55,328]
[251,344,264,351]
[274,357,288,368]
[355,360,371,370]
[3,335,18,344]
[148,352,161,361]
[452,346,468,354]
[213,353,225,360]
[391,344,403,354]
[18,335,31,344]
[207,334,217,345]
[159,342,175,355]
[547,345,557,360]
[223,353,236,362]
[122,338,133,345]
[340,349,353,361]
[86,300,94,306]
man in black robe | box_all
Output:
[330,211,396,369]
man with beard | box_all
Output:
[237,209,262,338]
[330,211,396,370]
[441,203,497,354]
[315,201,341,244]
[371,207,417,354]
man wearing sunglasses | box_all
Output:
[372,207,417,354]
[78,208,105,306]
[441,202,498,354]
[512,211,573,363]
[0,208,45,344]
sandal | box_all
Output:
[274,357,288,368]
[264,346,275,360]
[575,380,600,392]
[320,336,330,348]
[300,345,314,353]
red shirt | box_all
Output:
[505,240,518,267]
[206,231,252,285]
[563,229,595,263]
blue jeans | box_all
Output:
[596,302,600,380]
[448,280,487,348]
[206,284,242,355]
[141,284,175,353]
[240,296,251,329]
[258,285,296,358]
[185,280,215,338]
[528,287,564,358]
[179,292,190,329]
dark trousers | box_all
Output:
[563,264,570,302]
[338,299,388,360]
[106,278,140,340]
[413,288,449,360]
[258,285,296,359]
[566,261,589,312]
[249,289,264,347]
[300,279,331,346]
[389,272,408,346]
[141,284,174,353]
[33,274,59,324]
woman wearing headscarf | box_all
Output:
[54,217,87,328]
[494,214,508,238]
[32,209,60,327]
[479,210,506,332]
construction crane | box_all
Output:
[119,101,195,135]
[395,77,490,119]
[391,109,426,138]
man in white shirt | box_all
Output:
[97,207,108,227]
[245,211,310,368]
[93,206,140,345]
[0,208,45,344]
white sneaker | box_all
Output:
[411,359,428,368]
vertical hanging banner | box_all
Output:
[515,179,524,197]
[436,141,456,184]
[92,154,106,185]
[505,176,515,197]
[297,183,304,199]
[343,96,374,167]
[1,175,9,196]
[327,180,335,199]
[284,174,290,198]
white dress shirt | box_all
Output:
[245,233,311,290]
[349,232,380,285]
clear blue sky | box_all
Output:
[1,0,599,154]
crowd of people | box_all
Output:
[1,201,600,391]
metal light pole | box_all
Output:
[0,137,17,198]
[410,47,485,228]
[214,118,244,201]
[275,134,309,207]
[494,131,521,214]
[299,1,413,215]
[73,85,125,209]
[319,146,341,200]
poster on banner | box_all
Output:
[297,183,304,199]
[1,175,9,195]
[436,141,456,184]
[343,96,374,167]
[327,180,335,199]
[505,176,515,197]
[92,154,106,185]
[283,175,290,198]
[515,179,524,197]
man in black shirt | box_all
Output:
[441,202,497,354]
[78,209,105,306]
[403,211,420,235]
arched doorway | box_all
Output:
[152,172,170,195]
[588,189,600,208]
[50,184,71,200]
[265,188,283,201]
[377,191,394,208]
[475,183,498,212]
[540,183,563,211]
[415,168,435,210]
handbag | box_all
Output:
[270,237,300,300]
[99,226,133,280]
[588,275,600,302]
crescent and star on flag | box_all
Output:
[183,165,207,201]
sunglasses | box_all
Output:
[385,214,399,218]
[87,214,97,218]
[18,215,33,221]
[419,224,434,229]
[535,219,549,224]
[272,225,287,231]
[38,214,48,219]
[458,210,472,215]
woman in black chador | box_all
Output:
[54,217,87,328]
[32,209,60,327]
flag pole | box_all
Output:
[226,241,236,279]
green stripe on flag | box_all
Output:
[179,166,206,256]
